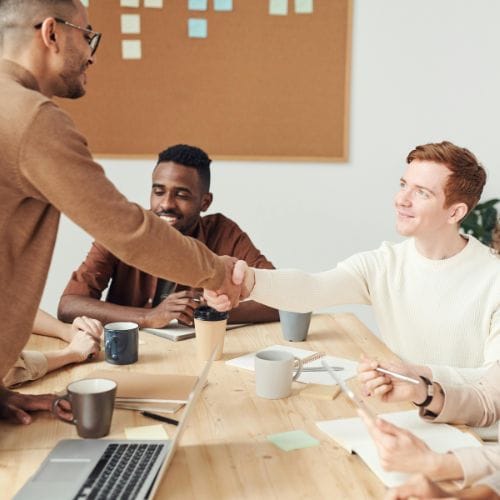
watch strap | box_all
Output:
[413,375,434,407]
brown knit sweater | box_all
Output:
[0,59,225,380]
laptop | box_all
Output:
[14,352,215,500]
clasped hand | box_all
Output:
[204,258,254,311]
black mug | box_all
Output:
[104,322,139,365]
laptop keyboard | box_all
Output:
[74,443,164,500]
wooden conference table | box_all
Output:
[1,314,415,499]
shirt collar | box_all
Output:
[0,59,41,93]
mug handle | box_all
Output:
[52,394,76,425]
[106,336,119,361]
[292,357,303,381]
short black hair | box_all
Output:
[156,144,211,192]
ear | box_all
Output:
[200,192,213,212]
[39,18,61,53]
[448,202,468,224]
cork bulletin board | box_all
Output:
[60,0,352,161]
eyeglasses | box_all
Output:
[34,17,102,56]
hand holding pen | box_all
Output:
[357,355,428,405]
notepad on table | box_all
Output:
[226,344,358,386]
[317,410,483,487]
[86,369,198,404]
[143,321,248,341]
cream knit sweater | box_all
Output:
[251,236,500,385]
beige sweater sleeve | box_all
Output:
[18,103,225,291]
[422,363,500,487]
[3,351,48,388]
[250,267,371,312]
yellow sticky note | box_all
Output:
[300,384,340,400]
[124,424,169,440]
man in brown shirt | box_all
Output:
[58,144,278,326]
[0,0,241,424]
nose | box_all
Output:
[395,188,411,207]
[159,191,177,211]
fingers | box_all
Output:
[73,316,103,340]
[232,260,248,286]
[6,405,32,425]
[203,290,232,311]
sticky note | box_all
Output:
[122,40,142,60]
[121,14,141,34]
[295,0,313,14]
[269,0,287,15]
[81,0,89,6]
[189,0,208,10]
[267,430,319,451]
[214,0,232,11]
[120,0,140,7]
[188,18,207,38]
[144,0,163,7]
[125,424,168,440]
[300,384,340,401]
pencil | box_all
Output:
[375,367,420,385]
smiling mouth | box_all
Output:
[159,215,179,225]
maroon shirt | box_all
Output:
[62,213,274,308]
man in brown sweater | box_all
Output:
[58,144,278,327]
[0,0,242,424]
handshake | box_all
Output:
[204,257,255,311]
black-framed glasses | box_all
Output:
[34,17,102,56]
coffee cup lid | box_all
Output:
[194,305,228,321]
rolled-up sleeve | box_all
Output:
[3,351,48,388]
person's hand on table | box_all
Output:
[143,290,201,327]
[385,474,454,499]
[204,258,253,311]
[71,316,103,341]
[358,409,442,476]
[0,387,60,425]
[358,355,427,404]
[65,330,101,362]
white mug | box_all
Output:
[255,350,303,399]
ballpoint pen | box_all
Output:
[375,367,420,385]
[140,411,179,426]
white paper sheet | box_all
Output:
[122,40,142,60]
[226,344,358,385]
[121,14,141,34]
[317,410,483,487]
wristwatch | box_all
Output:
[413,376,434,407]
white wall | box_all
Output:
[42,0,500,334]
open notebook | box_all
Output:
[317,410,483,487]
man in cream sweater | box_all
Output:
[207,141,500,386]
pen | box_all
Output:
[140,411,179,426]
[375,367,420,385]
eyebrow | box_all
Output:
[400,177,436,196]
[152,183,192,193]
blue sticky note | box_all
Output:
[214,0,232,11]
[188,0,207,10]
[267,430,320,451]
[188,18,208,38]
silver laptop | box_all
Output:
[14,353,215,500]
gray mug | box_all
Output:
[255,350,303,399]
[104,321,139,365]
[279,310,312,342]
[52,378,117,438]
